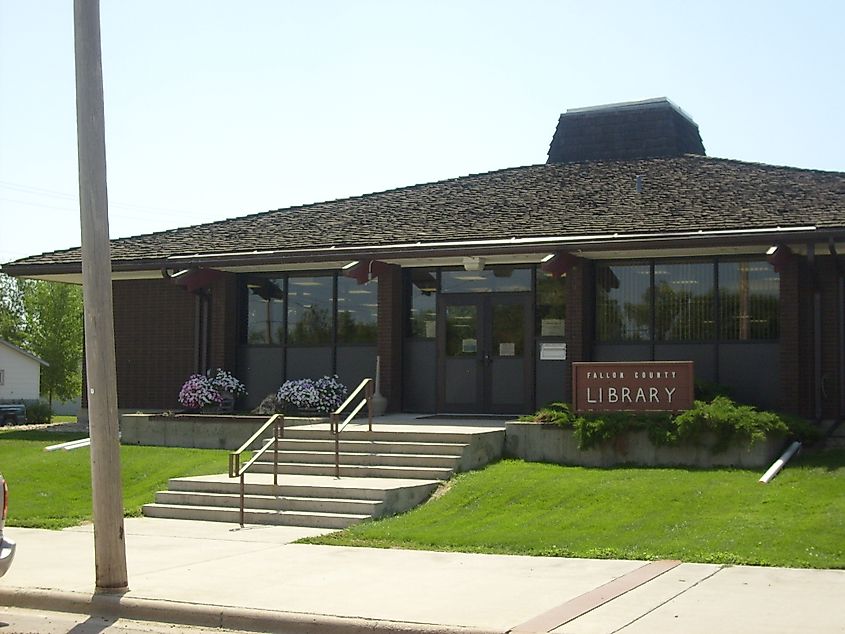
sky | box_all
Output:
[1,0,843,265]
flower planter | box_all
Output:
[504,422,787,469]
[120,412,323,449]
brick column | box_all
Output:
[208,272,238,372]
[563,258,592,404]
[111,278,196,409]
[377,264,403,412]
[818,256,842,419]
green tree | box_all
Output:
[0,272,27,345]
[22,281,84,409]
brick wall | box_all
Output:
[818,256,842,419]
[377,264,403,411]
[208,272,238,372]
[111,278,196,409]
[779,252,843,419]
[563,258,593,402]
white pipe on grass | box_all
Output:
[63,438,91,451]
[759,441,801,484]
[44,438,91,452]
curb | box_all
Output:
[0,586,498,634]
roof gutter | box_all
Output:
[4,225,843,277]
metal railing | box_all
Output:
[330,378,374,478]
[228,413,284,527]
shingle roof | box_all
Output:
[4,155,844,272]
[0,338,48,366]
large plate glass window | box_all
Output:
[441,267,531,293]
[536,267,566,338]
[287,275,333,345]
[595,263,651,341]
[719,261,779,340]
[245,276,285,344]
[407,269,438,338]
[653,262,715,340]
[337,276,378,344]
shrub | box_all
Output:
[276,375,348,413]
[526,396,820,452]
[25,400,52,424]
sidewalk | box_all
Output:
[1,518,843,633]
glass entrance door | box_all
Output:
[439,293,531,414]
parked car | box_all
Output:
[0,475,14,576]
[0,404,26,426]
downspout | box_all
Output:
[829,239,845,418]
[809,243,822,421]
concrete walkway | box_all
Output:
[1,518,843,633]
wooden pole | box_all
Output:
[73,0,128,593]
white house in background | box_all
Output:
[0,338,48,400]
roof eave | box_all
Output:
[6,225,843,277]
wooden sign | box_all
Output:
[572,361,694,413]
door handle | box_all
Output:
[482,353,493,365]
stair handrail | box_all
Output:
[228,413,284,527]
[330,378,374,478]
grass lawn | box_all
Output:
[304,454,845,569]
[0,430,230,529]
[51,415,78,423]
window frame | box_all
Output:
[595,256,779,345]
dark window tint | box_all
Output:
[287,276,333,345]
[536,268,566,338]
[445,304,478,356]
[719,261,779,340]
[653,262,715,341]
[441,267,531,293]
[337,276,378,344]
[595,263,651,341]
[408,269,438,338]
[245,277,284,344]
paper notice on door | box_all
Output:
[462,338,477,353]
[541,318,565,337]
[499,342,516,357]
[540,343,567,360]
[425,321,436,338]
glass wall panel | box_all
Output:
[441,267,531,293]
[536,268,566,338]
[287,275,333,345]
[492,303,524,356]
[337,276,378,344]
[719,261,779,340]
[445,305,478,356]
[653,262,715,341]
[595,263,651,341]
[245,277,284,344]
[408,268,438,338]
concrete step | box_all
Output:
[142,503,367,529]
[280,427,494,445]
[269,438,469,455]
[154,490,383,515]
[253,450,462,469]
[251,461,455,480]
[166,475,391,501]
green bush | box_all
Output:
[526,396,820,452]
[24,400,52,424]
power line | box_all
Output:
[0,180,214,219]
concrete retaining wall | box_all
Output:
[504,422,786,469]
[120,413,327,450]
